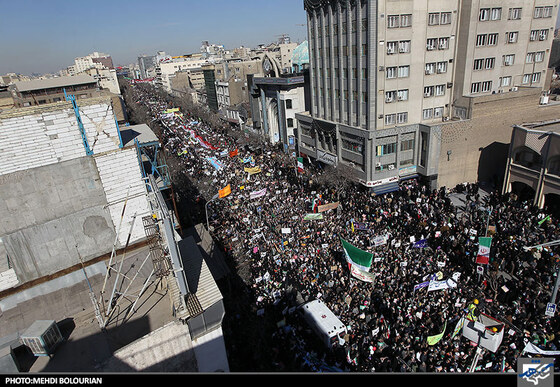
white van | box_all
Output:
[300,299,347,349]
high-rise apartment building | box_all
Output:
[296,0,560,192]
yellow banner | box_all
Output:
[244,166,262,175]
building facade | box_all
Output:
[296,0,560,192]
[503,121,560,210]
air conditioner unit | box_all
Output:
[376,162,382,167]
[398,96,405,101]
[512,86,518,91]
[387,49,395,55]
[379,66,385,71]
[424,92,431,97]
[425,70,432,75]
[388,164,395,170]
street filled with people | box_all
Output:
[124,81,560,373]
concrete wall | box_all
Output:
[0,157,116,283]
[0,99,149,286]
[435,88,560,189]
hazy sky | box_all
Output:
[0,0,308,75]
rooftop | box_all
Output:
[14,74,97,92]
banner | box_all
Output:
[163,108,180,114]
[353,222,369,231]
[373,235,388,246]
[413,239,427,248]
[413,281,430,292]
[350,264,375,282]
[341,238,373,272]
[229,149,239,158]
[317,202,340,213]
[304,213,323,221]
[250,188,267,199]
[538,215,551,225]
[297,157,304,173]
[244,166,262,175]
[219,184,231,198]
[206,157,224,170]
[427,322,447,346]
[522,342,560,356]
[476,237,492,264]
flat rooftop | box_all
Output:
[14,75,97,92]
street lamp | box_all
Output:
[205,193,219,231]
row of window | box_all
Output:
[385,84,447,102]
[469,72,542,93]
[375,139,416,155]
[474,51,545,70]
[475,29,549,47]
[479,6,553,21]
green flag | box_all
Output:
[341,238,373,272]
[538,215,551,225]
[427,321,447,346]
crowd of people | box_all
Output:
[126,82,560,373]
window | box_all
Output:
[398,65,410,78]
[397,89,409,101]
[399,40,411,53]
[362,91,368,102]
[535,51,545,63]
[401,14,412,27]
[423,108,433,119]
[388,15,400,28]
[387,41,397,54]
[522,74,531,84]
[487,33,498,46]
[535,6,553,18]
[427,38,437,51]
[473,58,484,70]
[386,66,397,79]
[506,31,518,43]
[362,18,367,30]
[285,99,292,109]
[481,81,492,92]
[471,82,481,93]
[381,142,397,154]
[491,8,502,20]
[385,90,397,103]
[476,34,486,47]
[531,29,549,41]
[532,72,541,83]
[287,118,294,127]
[437,61,448,73]
[428,13,440,26]
[485,57,495,69]
[434,106,444,117]
[441,12,451,25]
[425,62,436,75]
[424,86,434,97]
[526,52,535,63]
[362,43,367,56]
[503,54,515,66]
[508,8,522,20]
[500,76,512,87]
[435,84,446,96]
[479,8,490,21]
[385,114,396,125]
[401,139,415,151]
[397,112,408,124]
[438,37,449,50]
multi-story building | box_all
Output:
[73,52,112,74]
[154,55,210,93]
[296,0,560,193]
[138,55,157,79]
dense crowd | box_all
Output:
[127,82,560,373]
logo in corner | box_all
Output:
[518,358,554,387]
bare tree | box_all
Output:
[315,162,359,199]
